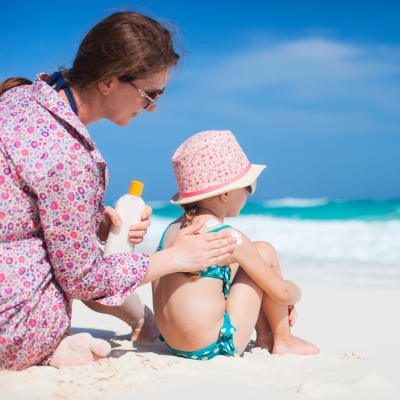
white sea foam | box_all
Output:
[136,215,400,287]
[263,197,329,208]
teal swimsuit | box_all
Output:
[156,224,237,360]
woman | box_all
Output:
[0,11,236,370]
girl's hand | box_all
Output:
[288,305,297,327]
[97,205,152,244]
[170,219,237,272]
[128,205,152,245]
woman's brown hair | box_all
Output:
[62,12,180,89]
[0,11,180,95]
[180,202,201,279]
[0,78,32,97]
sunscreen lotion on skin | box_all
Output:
[103,180,145,256]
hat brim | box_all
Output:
[171,164,266,205]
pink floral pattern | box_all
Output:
[172,130,250,195]
[0,74,150,370]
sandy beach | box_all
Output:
[1,280,399,400]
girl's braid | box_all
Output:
[180,202,200,279]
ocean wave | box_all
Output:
[106,198,400,222]
[263,198,329,208]
[146,200,170,209]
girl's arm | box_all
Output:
[229,230,302,305]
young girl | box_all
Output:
[152,130,319,359]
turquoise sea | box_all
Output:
[128,198,400,288]
[148,198,400,221]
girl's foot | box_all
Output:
[273,335,319,355]
[50,333,111,368]
[131,306,160,341]
[254,332,274,352]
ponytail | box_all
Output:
[0,77,32,97]
[180,202,201,279]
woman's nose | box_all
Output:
[146,104,157,112]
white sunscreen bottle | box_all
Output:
[103,180,145,256]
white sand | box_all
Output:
[1,282,399,400]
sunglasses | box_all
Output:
[128,82,164,110]
[246,181,257,195]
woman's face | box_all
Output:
[103,68,171,126]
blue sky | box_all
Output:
[2,1,400,201]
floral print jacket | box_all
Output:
[0,74,149,369]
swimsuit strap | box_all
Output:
[207,224,231,233]
[47,72,78,116]
[218,311,237,354]
[200,266,232,297]
[156,223,172,252]
[157,224,231,252]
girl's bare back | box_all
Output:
[152,220,232,352]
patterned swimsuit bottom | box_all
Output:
[157,225,237,360]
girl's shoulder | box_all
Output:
[157,219,182,251]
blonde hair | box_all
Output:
[180,202,201,279]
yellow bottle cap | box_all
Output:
[128,180,144,197]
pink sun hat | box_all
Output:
[171,130,266,205]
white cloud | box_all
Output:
[159,37,400,134]
[197,39,398,85]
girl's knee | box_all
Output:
[254,241,277,259]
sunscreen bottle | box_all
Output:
[103,180,145,256]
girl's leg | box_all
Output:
[227,266,317,356]
[82,292,159,341]
[226,267,264,354]
[261,291,318,354]
[254,241,319,355]
[253,241,281,351]
[254,308,274,351]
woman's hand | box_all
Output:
[170,219,237,273]
[97,205,152,244]
[97,206,116,243]
[128,205,152,245]
[143,219,237,284]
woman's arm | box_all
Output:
[31,151,150,305]
[141,220,237,285]
[229,230,301,305]
[32,152,236,303]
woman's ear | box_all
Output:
[97,77,117,95]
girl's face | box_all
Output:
[103,68,170,126]
[225,187,248,217]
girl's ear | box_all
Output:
[219,192,229,203]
